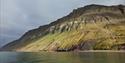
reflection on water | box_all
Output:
[0,52,125,63]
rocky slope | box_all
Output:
[1,4,125,52]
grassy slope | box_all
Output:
[18,21,125,52]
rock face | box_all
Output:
[1,4,125,52]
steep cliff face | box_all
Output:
[1,4,125,51]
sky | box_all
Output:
[0,0,125,47]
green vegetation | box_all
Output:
[18,21,125,51]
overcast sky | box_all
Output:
[0,0,125,47]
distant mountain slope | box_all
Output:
[1,4,125,52]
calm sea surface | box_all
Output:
[0,52,125,63]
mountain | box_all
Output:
[1,4,125,52]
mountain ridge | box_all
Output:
[1,4,125,51]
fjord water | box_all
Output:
[0,52,125,63]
